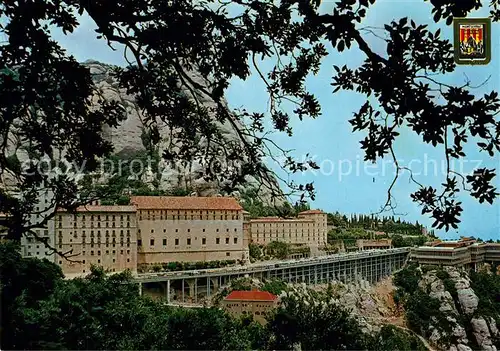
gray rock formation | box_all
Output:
[84,60,283,201]
[472,317,498,351]
[419,267,498,351]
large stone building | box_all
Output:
[54,203,138,278]
[130,196,248,267]
[247,209,328,248]
[18,188,57,261]
[222,290,279,324]
[411,237,500,270]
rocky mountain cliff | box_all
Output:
[85,60,282,201]
[417,267,499,351]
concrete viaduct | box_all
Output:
[136,247,411,304]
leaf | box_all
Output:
[337,40,345,52]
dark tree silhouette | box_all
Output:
[1,0,499,256]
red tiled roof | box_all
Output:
[299,210,324,215]
[130,196,242,211]
[225,290,278,302]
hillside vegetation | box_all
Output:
[1,241,429,351]
[394,264,500,351]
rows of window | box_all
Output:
[138,236,239,247]
[252,222,314,227]
[59,214,131,221]
[58,229,133,238]
[138,228,239,234]
[254,231,318,238]
[138,210,240,221]
[58,221,132,229]
[26,251,52,257]
[58,249,133,265]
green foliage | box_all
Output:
[393,264,448,338]
[470,270,500,327]
[368,325,427,351]
[1,243,253,350]
[0,241,65,349]
[139,260,238,273]
[328,212,426,236]
[392,234,427,248]
[393,263,421,295]
[267,286,367,350]
[2,242,451,350]
[249,243,263,261]
[405,289,443,337]
[265,241,290,259]
[261,279,287,295]
[240,188,310,218]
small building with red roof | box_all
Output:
[222,290,279,324]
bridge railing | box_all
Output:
[136,247,411,281]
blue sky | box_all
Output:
[46,1,499,240]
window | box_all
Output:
[187,238,191,245]
[175,239,179,245]
[216,238,220,244]
[163,239,167,246]
[226,252,230,257]
[225,238,229,244]
[187,229,190,232]
[98,250,101,255]
[120,250,123,254]
[97,259,101,264]
[127,258,130,262]
[202,229,205,232]
[150,239,154,246]
[175,229,178,233]
[138,239,142,246]
[91,251,94,256]
[163,229,166,233]
[151,229,154,233]
[234,238,238,244]
[202,238,206,245]
[216,229,219,232]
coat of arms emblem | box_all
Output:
[453,18,491,65]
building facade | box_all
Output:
[356,239,392,250]
[411,237,500,270]
[130,196,248,267]
[247,210,328,248]
[222,290,278,324]
[54,204,138,278]
[21,188,56,261]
